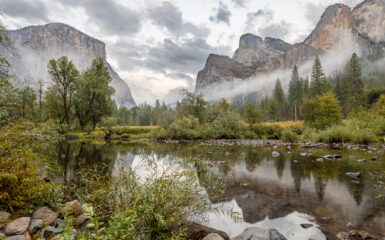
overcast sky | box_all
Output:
[0,0,363,104]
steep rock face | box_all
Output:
[195,54,255,91]
[0,23,135,107]
[352,0,385,43]
[232,34,291,69]
[195,0,385,102]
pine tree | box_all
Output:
[303,76,310,98]
[273,79,286,121]
[310,56,326,96]
[288,65,303,121]
[341,53,363,115]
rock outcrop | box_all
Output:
[0,22,135,108]
[195,0,385,103]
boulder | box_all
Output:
[74,214,87,228]
[4,235,28,240]
[55,219,65,228]
[346,172,360,179]
[272,151,280,157]
[40,226,63,239]
[4,217,30,236]
[169,222,230,240]
[28,219,43,235]
[232,227,287,240]
[203,233,225,240]
[32,207,58,226]
[0,211,11,223]
[63,200,82,217]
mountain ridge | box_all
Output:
[0,22,136,108]
[195,0,385,103]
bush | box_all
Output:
[0,121,61,212]
[317,124,377,144]
[72,162,225,239]
[281,128,298,142]
[211,111,242,139]
[169,116,199,139]
[302,93,342,130]
[251,124,281,139]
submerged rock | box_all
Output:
[316,158,324,162]
[358,159,367,163]
[232,227,287,240]
[346,172,360,179]
[272,151,280,157]
[370,156,379,162]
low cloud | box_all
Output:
[210,1,232,25]
[0,0,49,22]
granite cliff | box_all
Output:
[0,22,136,107]
[195,0,385,103]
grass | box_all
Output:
[260,120,304,128]
[71,126,159,140]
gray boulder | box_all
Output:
[28,219,43,234]
[0,211,11,223]
[232,227,287,240]
[32,207,58,226]
[4,217,30,236]
[40,226,63,239]
[4,235,28,240]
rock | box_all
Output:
[300,152,312,157]
[4,235,28,240]
[377,150,384,154]
[300,224,313,229]
[4,217,30,236]
[232,227,287,240]
[51,234,62,240]
[346,172,360,179]
[40,226,63,239]
[169,222,230,240]
[0,211,11,223]
[371,156,379,162]
[28,219,43,235]
[51,230,77,240]
[74,214,87,228]
[42,176,51,182]
[316,158,324,162]
[346,222,355,229]
[225,151,230,157]
[203,233,225,240]
[55,219,65,228]
[323,155,333,159]
[293,160,298,163]
[23,231,31,240]
[358,159,366,163]
[337,230,375,240]
[272,151,280,157]
[333,155,342,159]
[32,207,58,226]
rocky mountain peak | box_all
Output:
[352,0,385,42]
[0,22,136,107]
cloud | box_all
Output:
[257,20,292,39]
[60,0,141,35]
[231,0,247,8]
[148,1,209,38]
[244,8,274,33]
[0,0,49,22]
[210,1,232,25]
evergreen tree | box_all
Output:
[288,65,303,121]
[273,79,287,120]
[341,53,363,114]
[303,76,310,98]
[310,56,327,96]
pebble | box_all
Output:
[272,151,280,157]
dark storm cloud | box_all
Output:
[257,20,291,39]
[148,1,209,38]
[209,1,232,25]
[60,0,141,35]
[0,0,49,22]
[231,0,247,8]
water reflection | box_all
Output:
[53,141,385,239]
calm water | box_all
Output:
[52,141,385,239]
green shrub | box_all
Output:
[169,116,199,139]
[251,124,281,139]
[211,111,242,139]
[281,128,298,142]
[0,121,61,212]
[302,93,342,130]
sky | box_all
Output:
[0,0,363,104]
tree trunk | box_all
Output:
[294,103,297,122]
